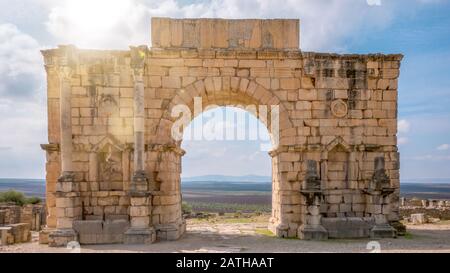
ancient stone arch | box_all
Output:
[153,77,294,143]
[40,18,403,246]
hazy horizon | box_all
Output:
[2,176,450,184]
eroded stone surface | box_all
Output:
[40,18,402,245]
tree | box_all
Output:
[0,190,42,206]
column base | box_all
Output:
[268,222,289,238]
[39,227,56,244]
[156,221,186,241]
[298,224,328,240]
[48,229,78,247]
[124,227,156,244]
[370,224,397,239]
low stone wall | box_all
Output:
[0,204,46,231]
[0,223,31,245]
[400,198,450,223]
[322,217,375,239]
[401,197,450,208]
[73,220,129,244]
[0,210,6,225]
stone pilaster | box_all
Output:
[152,146,186,241]
[267,146,303,238]
[298,160,328,240]
[365,157,397,239]
[130,45,149,192]
[48,46,81,247]
[124,46,156,244]
[58,64,74,181]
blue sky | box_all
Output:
[0,0,449,179]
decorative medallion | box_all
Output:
[330,99,348,118]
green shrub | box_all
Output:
[0,190,41,206]
[181,202,192,214]
[0,190,27,205]
[234,210,243,218]
[26,196,42,205]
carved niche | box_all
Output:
[89,135,130,191]
[304,160,321,191]
[324,137,352,190]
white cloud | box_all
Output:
[0,23,44,98]
[409,154,450,161]
[40,0,402,51]
[437,144,450,151]
[366,0,382,6]
[0,23,47,178]
[398,119,411,134]
[398,137,409,145]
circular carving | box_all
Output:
[331,99,348,118]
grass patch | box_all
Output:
[434,220,450,225]
[255,229,274,237]
[281,236,299,240]
[186,213,271,225]
[185,201,271,213]
[403,232,414,239]
[219,217,258,224]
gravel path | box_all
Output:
[1,222,450,253]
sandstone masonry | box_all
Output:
[40,18,403,246]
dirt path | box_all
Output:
[2,221,450,253]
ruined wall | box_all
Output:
[41,18,402,245]
[0,204,45,234]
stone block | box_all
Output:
[322,217,373,239]
[151,18,299,49]
[410,213,426,225]
[73,220,103,234]
[280,78,300,89]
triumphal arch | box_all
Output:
[40,18,403,246]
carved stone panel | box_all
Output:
[98,144,123,191]
[330,99,348,118]
[90,135,126,192]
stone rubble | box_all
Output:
[0,203,45,245]
[400,197,450,224]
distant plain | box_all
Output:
[2,178,450,212]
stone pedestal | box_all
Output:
[48,228,78,247]
[370,224,397,238]
[39,227,55,244]
[298,224,328,240]
[156,221,186,241]
[298,168,328,240]
[268,222,289,238]
[126,178,156,244]
[124,227,156,244]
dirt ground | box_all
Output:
[2,216,450,253]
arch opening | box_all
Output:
[180,106,275,234]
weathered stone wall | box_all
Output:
[0,223,31,245]
[0,204,45,231]
[40,18,402,245]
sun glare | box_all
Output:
[53,0,133,48]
